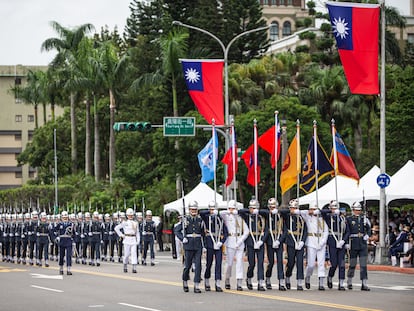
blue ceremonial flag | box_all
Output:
[300,134,334,194]
[198,129,218,183]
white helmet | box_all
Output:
[352,202,362,210]
[104,213,110,220]
[126,208,134,216]
[267,198,278,208]
[289,199,299,208]
[92,211,99,218]
[188,201,198,209]
[146,210,152,216]
[329,200,338,208]
[31,211,38,218]
[208,201,217,209]
[249,199,259,209]
[40,212,47,218]
[227,200,237,209]
[85,212,91,218]
[61,211,69,219]
[77,212,83,219]
[24,213,31,219]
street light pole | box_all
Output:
[172,21,270,200]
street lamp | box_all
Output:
[172,21,270,200]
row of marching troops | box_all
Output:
[174,198,371,294]
[0,208,158,274]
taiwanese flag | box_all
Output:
[258,123,281,169]
[327,2,380,94]
[241,144,260,187]
[330,128,359,183]
[221,126,238,186]
[181,59,224,125]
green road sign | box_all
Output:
[163,117,196,136]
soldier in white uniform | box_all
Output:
[300,205,329,290]
[115,208,140,273]
[220,200,249,291]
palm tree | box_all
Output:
[41,21,94,175]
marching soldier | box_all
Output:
[346,202,371,291]
[81,212,91,264]
[73,212,83,264]
[116,212,126,262]
[27,211,39,265]
[115,208,140,273]
[2,214,11,262]
[9,214,17,263]
[199,201,228,292]
[141,210,156,266]
[102,213,111,261]
[53,211,75,275]
[174,201,205,293]
[20,213,31,264]
[88,211,104,266]
[36,212,52,267]
[136,212,143,264]
[321,200,350,290]
[239,199,268,291]
[282,199,307,290]
[300,205,329,290]
[220,200,249,291]
[260,198,287,290]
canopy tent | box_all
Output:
[386,160,414,206]
[163,182,243,216]
[298,165,381,208]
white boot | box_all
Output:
[391,256,397,266]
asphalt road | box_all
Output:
[0,253,412,311]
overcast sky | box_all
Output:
[0,0,410,66]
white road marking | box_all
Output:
[31,285,63,293]
[118,302,162,311]
[88,305,105,308]
[31,273,63,280]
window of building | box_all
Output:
[15,133,22,141]
[408,33,414,44]
[287,0,293,5]
[283,21,292,36]
[15,172,22,179]
[15,153,20,160]
[28,131,34,141]
[29,171,35,178]
[270,22,279,41]
[27,115,35,122]
[15,115,22,122]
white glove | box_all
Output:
[345,244,350,250]
[36,232,40,237]
[182,238,188,244]
[257,240,263,248]
[81,234,85,238]
[214,241,223,250]
[21,234,25,239]
[296,241,304,250]
[271,208,278,215]
[333,209,340,215]
[212,209,218,216]
[273,240,280,249]
[313,209,320,215]
[142,232,147,236]
[88,232,93,236]
[363,234,369,241]
[252,209,259,215]
[294,209,300,215]
[55,237,60,243]
[231,210,238,215]
[28,232,32,236]
[236,241,243,249]
[203,247,207,253]
[336,240,345,249]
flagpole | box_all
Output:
[313,120,319,206]
[212,119,217,205]
[231,119,237,202]
[331,119,339,205]
[296,119,301,200]
[274,111,279,202]
[254,119,259,201]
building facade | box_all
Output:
[0,65,63,189]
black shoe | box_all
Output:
[361,285,370,291]
[75,259,80,264]
[258,285,266,291]
[266,282,272,290]
[215,286,223,292]
[183,282,189,292]
[89,262,92,265]
[194,288,201,293]
[328,279,333,289]
[318,286,325,291]
[348,284,353,290]
[67,271,72,275]
[82,260,86,265]
[237,286,243,291]
[286,283,291,290]
[151,262,155,266]
[97,263,100,267]
[225,283,230,290]
[45,263,49,267]
[297,286,303,291]
[279,285,286,291]
[132,269,137,273]
[305,282,310,289]
[205,285,211,292]
[246,281,253,290]
[59,270,64,275]
[338,286,346,291]
[124,268,128,273]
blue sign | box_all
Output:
[376,173,391,188]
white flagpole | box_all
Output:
[212,119,217,205]
[296,119,301,200]
[313,120,319,206]
[331,119,339,204]
[254,119,259,200]
[274,111,279,201]
[231,120,237,202]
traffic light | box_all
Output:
[113,122,152,133]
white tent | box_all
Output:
[386,160,414,205]
[298,165,381,208]
[163,182,243,215]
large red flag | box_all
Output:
[258,124,281,169]
[241,144,260,187]
[181,59,224,125]
[327,2,380,94]
[221,125,238,186]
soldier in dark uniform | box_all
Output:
[116,212,126,262]
[9,214,18,263]
[281,199,307,290]
[199,201,228,292]
[27,211,39,265]
[260,198,287,291]
[20,213,31,264]
[321,200,350,290]
[108,213,117,262]
[36,212,52,267]
[73,213,82,264]
[174,200,205,293]
[53,211,75,275]
[2,214,11,262]
[81,212,91,264]
[102,213,111,261]
[346,202,371,291]
[88,211,104,266]
[239,199,268,291]
[141,210,156,266]
[15,214,24,264]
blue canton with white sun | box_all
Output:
[182,61,204,91]
[328,5,353,51]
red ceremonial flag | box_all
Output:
[241,144,260,187]
[327,2,380,95]
[181,59,224,125]
[330,127,360,183]
[258,123,281,169]
[221,125,238,186]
